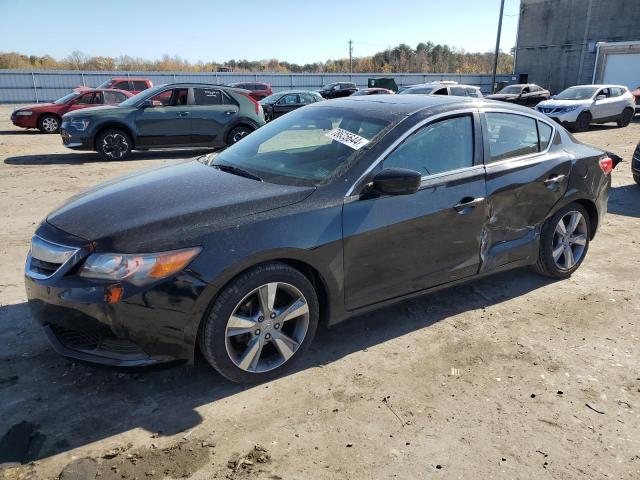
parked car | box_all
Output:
[633,142,640,185]
[536,84,635,132]
[351,88,394,96]
[260,90,323,121]
[398,82,483,98]
[10,89,133,133]
[228,82,273,101]
[26,95,615,383]
[318,82,358,99]
[60,83,265,160]
[486,83,550,106]
[631,86,640,114]
[96,78,153,94]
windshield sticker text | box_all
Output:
[325,128,370,150]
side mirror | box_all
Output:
[371,168,422,196]
[596,94,606,101]
[140,99,154,108]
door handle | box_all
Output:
[454,197,485,213]
[543,174,566,186]
[224,110,236,115]
[177,111,190,117]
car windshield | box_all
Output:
[96,80,112,89]
[322,84,335,90]
[555,86,598,100]
[118,86,162,107]
[206,106,391,186]
[54,92,80,104]
[260,93,283,104]
[499,86,522,94]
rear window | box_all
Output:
[194,88,223,105]
[485,113,540,162]
[133,81,149,91]
[114,81,131,91]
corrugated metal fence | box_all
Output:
[0,70,513,103]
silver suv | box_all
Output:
[536,84,635,132]
[398,81,483,98]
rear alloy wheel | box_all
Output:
[574,112,591,132]
[617,108,634,128]
[199,263,319,383]
[37,114,60,134]
[96,129,132,161]
[227,126,253,145]
[534,203,590,278]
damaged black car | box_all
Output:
[25,95,614,383]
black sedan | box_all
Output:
[260,90,323,121]
[26,96,614,383]
[486,83,550,107]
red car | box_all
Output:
[96,77,153,94]
[351,87,395,96]
[228,82,273,100]
[10,88,132,133]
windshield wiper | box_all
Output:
[213,163,262,182]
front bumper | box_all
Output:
[536,107,583,124]
[24,222,205,367]
[11,113,36,129]
[60,123,94,150]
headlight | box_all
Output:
[67,118,91,131]
[15,110,33,116]
[561,105,579,113]
[78,247,201,286]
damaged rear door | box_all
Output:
[480,111,571,271]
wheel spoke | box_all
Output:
[555,220,567,236]
[566,212,580,234]
[563,245,574,269]
[226,314,257,337]
[552,244,564,261]
[279,297,308,323]
[570,234,587,246]
[238,336,264,371]
[272,331,299,361]
[257,282,278,315]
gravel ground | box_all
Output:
[0,104,639,480]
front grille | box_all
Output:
[26,235,80,280]
[30,258,62,276]
[50,325,147,358]
[61,129,70,145]
[539,107,561,114]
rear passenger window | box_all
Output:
[115,81,131,91]
[538,121,553,150]
[485,113,539,162]
[194,88,223,105]
[383,115,474,176]
[449,86,466,96]
[133,81,149,91]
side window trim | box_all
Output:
[479,109,557,166]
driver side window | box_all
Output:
[383,115,474,176]
[150,88,189,107]
[75,93,96,105]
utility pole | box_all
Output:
[491,0,506,93]
[349,40,353,74]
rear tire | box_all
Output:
[617,108,634,128]
[199,262,319,384]
[573,112,591,132]
[227,126,253,146]
[37,114,60,134]
[533,203,591,279]
[96,129,132,161]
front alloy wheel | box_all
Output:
[97,129,132,160]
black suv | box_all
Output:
[319,82,358,99]
[60,83,266,160]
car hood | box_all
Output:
[14,103,56,112]
[62,105,123,118]
[46,160,315,252]
[486,94,518,100]
[537,99,592,108]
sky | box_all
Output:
[0,0,521,64]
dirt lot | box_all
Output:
[0,104,639,480]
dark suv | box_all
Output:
[319,82,358,99]
[60,83,265,160]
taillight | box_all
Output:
[599,157,613,175]
[240,92,260,115]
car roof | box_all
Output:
[309,94,548,120]
[405,82,480,89]
[568,84,627,89]
[108,77,149,81]
[271,90,321,94]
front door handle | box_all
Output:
[544,174,566,186]
[224,110,236,115]
[454,197,485,213]
[177,111,190,117]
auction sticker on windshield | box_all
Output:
[326,128,370,150]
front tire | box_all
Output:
[199,262,319,383]
[37,114,60,134]
[573,112,591,132]
[533,203,591,278]
[96,129,132,161]
[617,108,634,128]
[227,126,253,146]
[633,173,640,186]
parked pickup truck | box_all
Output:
[96,78,153,94]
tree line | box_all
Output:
[0,43,513,74]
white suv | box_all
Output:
[536,84,635,132]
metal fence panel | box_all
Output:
[0,70,513,103]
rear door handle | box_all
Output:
[224,110,236,115]
[544,174,566,186]
[177,111,190,117]
[454,197,485,213]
